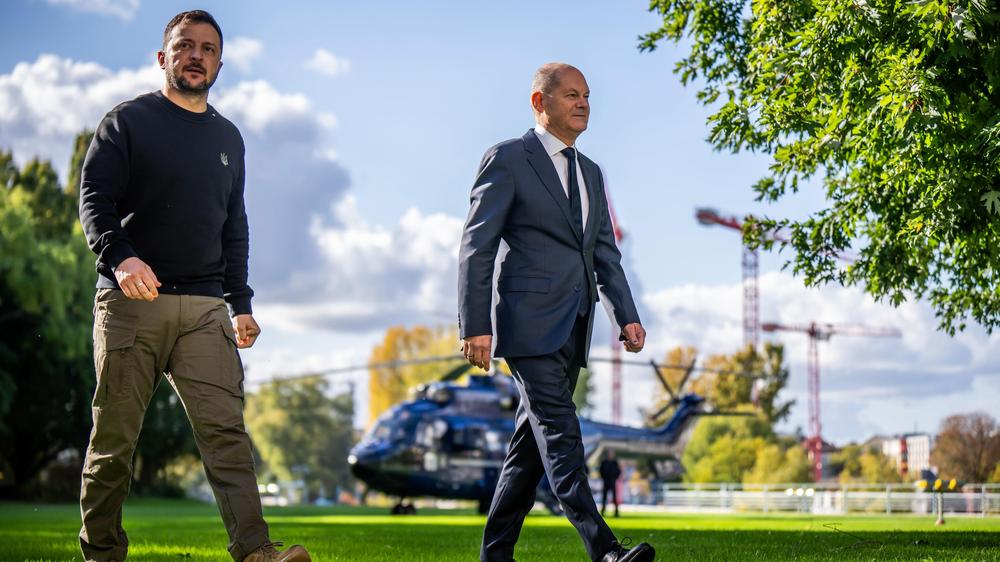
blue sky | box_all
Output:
[2,0,998,444]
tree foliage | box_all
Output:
[688,434,767,483]
[858,447,904,483]
[368,325,461,425]
[245,377,356,501]
[831,443,903,483]
[681,410,773,482]
[572,367,595,416]
[131,381,198,496]
[649,344,792,425]
[743,442,811,484]
[677,343,804,484]
[367,325,512,425]
[641,0,1000,334]
[710,343,792,423]
[0,133,204,499]
[684,413,814,483]
[0,139,96,498]
[931,411,1000,482]
[828,443,865,481]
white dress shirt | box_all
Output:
[534,125,589,233]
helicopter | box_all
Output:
[348,357,732,514]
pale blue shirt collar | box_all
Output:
[534,124,574,158]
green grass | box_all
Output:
[2,498,998,561]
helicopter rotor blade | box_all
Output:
[676,358,697,396]
[648,402,674,422]
[649,360,677,401]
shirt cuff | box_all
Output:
[104,240,138,271]
[227,296,253,317]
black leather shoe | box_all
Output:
[600,540,655,562]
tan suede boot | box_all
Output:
[241,542,311,562]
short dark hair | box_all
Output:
[162,10,223,50]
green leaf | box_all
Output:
[982,191,1000,215]
[641,0,1000,334]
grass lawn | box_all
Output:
[2,498,998,561]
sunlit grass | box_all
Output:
[3,498,999,561]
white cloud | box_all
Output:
[0,54,160,175]
[215,79,320,134]
[0,54,439,340]
[641,271,1000,442]
[224,37,263,73]
[264,195,464,331]
[43,0,140,20]
[305,48,351,78]
[208,82,350,293]
[0,54,350,297]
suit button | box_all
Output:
[574,284,581,292]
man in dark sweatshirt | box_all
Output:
[78,10,309,562]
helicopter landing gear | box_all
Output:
[391,500,417,515]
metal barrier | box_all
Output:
[645,483,1000,515]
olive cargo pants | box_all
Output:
[80,289,268,561]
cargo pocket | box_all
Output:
[219,319,239,347]
[218,319,245,396]
[94,324,137,406]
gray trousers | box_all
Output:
[80,289,268,561]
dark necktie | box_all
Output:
[561,147,584,237]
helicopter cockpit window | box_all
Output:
[365,420,392,442]
[364,407,413,443]
[450,425,486,450]
[416,419,448,447]
[452,390,504,417]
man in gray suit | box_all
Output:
[458,63,655,562]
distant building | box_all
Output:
[880,433,933,476]
[803,438,840,481]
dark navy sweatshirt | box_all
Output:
[79,90,253,315]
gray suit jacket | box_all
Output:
[458,129,640,365]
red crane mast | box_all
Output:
[760,321,902,481]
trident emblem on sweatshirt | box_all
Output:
[220,152,229,166]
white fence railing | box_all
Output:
[642,483,1000,516]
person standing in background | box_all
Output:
[600,451,622,518]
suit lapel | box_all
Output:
[522,130,581,244]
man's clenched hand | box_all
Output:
[462,335,492,371]
[232,314,261,348]
[622,323,646,353]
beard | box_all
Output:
[167,66,217,93]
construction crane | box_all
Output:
[696,208,856,352]
[761,321,902,481]
[695,208,761,350]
